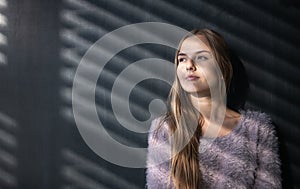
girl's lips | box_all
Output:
[186,76,199,81]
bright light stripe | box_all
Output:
[62,149,140,189]
[60,71,155,134]
[0,149,17,168]
[0,0,7,8]
[0,13,6,26]
[61,92,145,144]
[0,129,17,148]
[61,165,108,189]
[64,0,165,25]
[0,112,17,129]
[0,52,7,65]
[100,0,165,22]
[0,167,17,187]
[63,0,128,26]
[0,33,7,45]
[60,10,107,38]
[60,29,91,51]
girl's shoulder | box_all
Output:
[240,109,272,123]
[148,116,170,142]
[239,109,277,137]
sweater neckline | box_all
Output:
[200,110,245,141]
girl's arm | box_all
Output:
[254,116,282,189]
[146,119,171,189]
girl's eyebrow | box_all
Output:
[178,50,210,56]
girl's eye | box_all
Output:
[178,58,186,63]
[195,55,208,62]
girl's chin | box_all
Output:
[183,89,209,95]
[181,87,210,95]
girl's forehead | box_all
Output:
[179,36,211,54]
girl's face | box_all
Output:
[176,35,217,96]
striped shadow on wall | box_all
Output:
[0,0,18,188]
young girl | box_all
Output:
[146,29,281,189]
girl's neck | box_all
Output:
[190,94,213,118]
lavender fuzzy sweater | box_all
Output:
[146,110,281,189]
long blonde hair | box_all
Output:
[161,29,233,189]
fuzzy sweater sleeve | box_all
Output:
[146,118,172,189]
[254,114,282,189]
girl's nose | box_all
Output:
[186,59,196,71]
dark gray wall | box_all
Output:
[0,0,299,188]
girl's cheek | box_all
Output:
[176,67,180,77]
[176,69,183,80]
